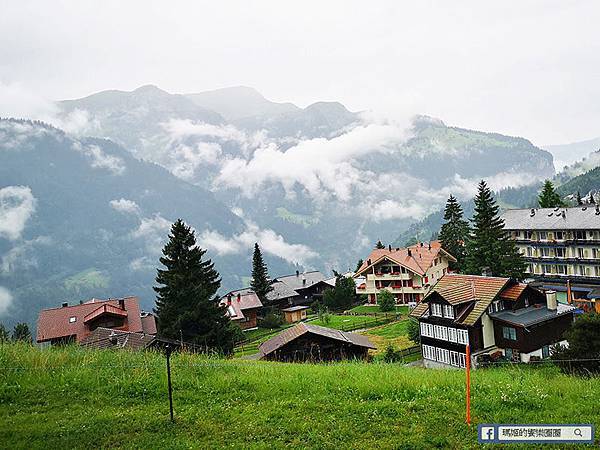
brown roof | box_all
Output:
[140,312,157,334]
[259,323,376,357]
[499,284,527,300]
[408,302,429,318]
[37,297,144,343]
[219,289,263,322]
[79,327,155,351]
[355,241,456,277]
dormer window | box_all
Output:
[69,317,76,323]
[431,303,443,317]
[443,304,454,319]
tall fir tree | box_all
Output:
[12,323,32,343]
[465,181,526,279]
[250,243,273,304]
[0,323,9,342]
[538,180,565,208]
[375,240,385,249]
[154,219,239,354]
[576,191,583,205]
[438,195,469,271]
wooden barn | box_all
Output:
[258,323,376,362]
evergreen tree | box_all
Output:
[538,180,565,208]
[154,219,239,354]
[375,240,385,249]
[12,323,32,343]
[590,194,596,205]
[438,195,469,271]
[323,272,356,311]
[464,181,526,280]
[355,259,364,272]
[250,243,273,304]
[576,191,583,205]
[0,323,10,342]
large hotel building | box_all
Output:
[502,205,600,311]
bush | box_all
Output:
[383,344,402,363]
[317,307,332,325]
[258,313,283,329]
[378,290,395,312]
[551,313,600,375]
[407,319,420,344]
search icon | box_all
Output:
[574,428,582,437]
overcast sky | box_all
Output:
[1,0,599,145]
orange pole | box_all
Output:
[465,344,471,425]
[567,279,572,304]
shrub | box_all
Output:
[407,319,420,344]
[551,313,600,375]
[378,290,395,312]
[317,307,332,325]
[259,313,283,329]
[383,344,402,363]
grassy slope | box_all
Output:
[2,344,599,449]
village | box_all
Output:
[11,180,598,373]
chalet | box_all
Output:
[266,270,332,308]
[258,323,376,362]
[354,241,456,304]
[281,305,310,323]
[410,274,576,368]
[36,296,156,345]
[219,288,263,330]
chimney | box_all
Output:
[367,259,371,265]
[428,243,431,250]
[79,300,83,305]
[546,290,557,311]
[237,293,241,302]
[296,270,300,277]
[61,302,68,308]
[302,278,307,286]
[407,249,412,257]
[388,244,392,251]
[118,299,125,309]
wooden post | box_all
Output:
[165,345,174,422]
[465,344,471,425]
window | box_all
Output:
[443,304,454,319]
[502,326,517,341]
[69,316,76,323]
[541,345,550,359]
[539,231,548,241]
[540,247,550,257]
[457,329,469,345]
[524,231,533,240]
[459,353,466,368]
[430,303,443,317]
[555,247,565,258]
[556,265,567,275]
[422,345,435,360]
[555,231,564,240]
[575,230,586,240]
[448,327,457,343]
[578,248,585,258]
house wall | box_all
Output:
[262,334,369,362]
[480,314,496,348]
[239,309,258,330]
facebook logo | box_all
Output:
[479,425,496,442]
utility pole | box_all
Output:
[165,344,174,422]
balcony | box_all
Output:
[367,272,411,281]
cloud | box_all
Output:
[110,198,140,215]
[170,142,223,180]
[131,213,172,255]
[1,236,52,274]
[0,286,13,316]
[0,186,37,241]
[72,142,126,175]
[199,220,318,266]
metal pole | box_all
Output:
[465,344,471,425]
[166,345,174,422]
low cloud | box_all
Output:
[72,142,126,175]
[131,213,172,255]
[199,221,318,266]
[0,185,37,241]
[1,236,52,274]
[170,142,222,180]
[0,286,13,316]
[110,198,140,215]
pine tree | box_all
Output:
[438,195,469,271]
[250,243,273,304]
[0,323,10,342]
[538,180,565,208]
[12,323,32,343]
[590,194,596,205]
[465,181,526,279]
[323,272,356,311]
[375,240,385,249]
[154,219,239,354]
[355,259,364,272]
[576,191,583,205]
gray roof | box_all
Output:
[273,271,327,291]
[502,207,600,231]
[281,305,310,312]
[259,322,376,357]
[266,281,299,301]
[489,303,576,327]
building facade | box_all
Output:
[219,288,263,330]
[502,206,600,311]
[354,241,455,304]
[410,274,576,368]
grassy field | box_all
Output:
[1,343,599,449]
[348,305,409,316]
[363,320,414,354]
[310,314,382,330]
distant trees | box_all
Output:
[355,259,364,272]
[250,243,273,305]
[438,195,469,271]
[0,324,10,342]
[464,181,526,279]
[377,290,395,312]
[12,323,32,343]
[552,313,600,374]
[576,191,583,205]
[323,272,356,311]
[375,240,385,249]
[538,180,565,208]
[154,219,240,354]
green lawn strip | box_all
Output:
[310,314,387,331]
[348,305,409,316]
[2,343,600,448]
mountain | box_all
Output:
[545,136,600,170]
[51,86,555,282]
[0,119,299,328]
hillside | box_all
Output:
[1,343,599,448]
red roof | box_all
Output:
[219,289,263,321]
[36,296,144,343]
[500,283,527,300]
[355,241,455,277]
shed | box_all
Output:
[281,305,310,323]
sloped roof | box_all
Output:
[499,284,527,300]
[490,303,576,327]
[502,206,600,230]
[219,289,263,321]
[266,281,299,301]
[259,323,376,357]
[409,302,429,318]
[355,241,456,277]
[273,271,327,291]
[37,297,144,343]
[79,327,155,351]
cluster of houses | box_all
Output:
[34,206,599,368]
